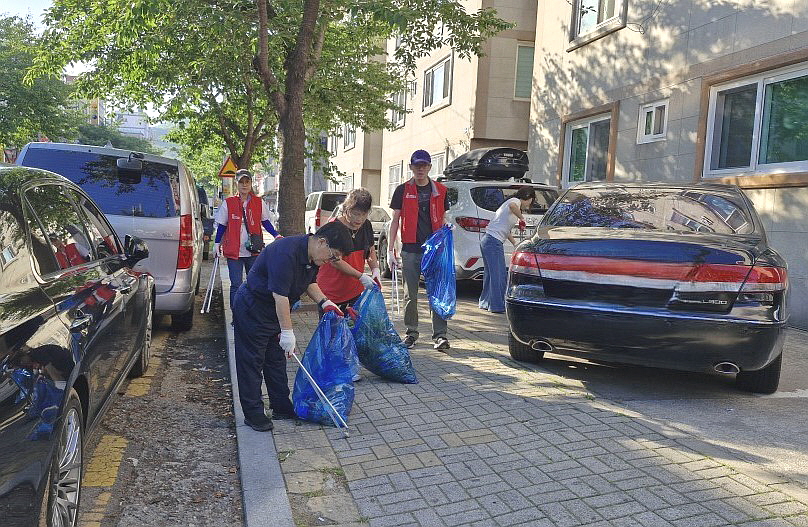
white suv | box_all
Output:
[304,191,346,233]
[377,179,559,279]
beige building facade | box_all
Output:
[527,0,808,328]
[328,126,383,203]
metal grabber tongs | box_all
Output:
[200,253,220,313]
[290,348,350,438]
[390,260,402,320]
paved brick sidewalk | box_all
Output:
[273,295,808,527]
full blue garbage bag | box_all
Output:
[292,312,360,426]
[351,288,418,384]
[421,225,456,320]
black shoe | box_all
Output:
[272,411,297,420]
[403,335,417,348]
[244,413,273,431]
[434,337,450,351]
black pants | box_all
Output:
[232,285,295,418]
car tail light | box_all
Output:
[510,251,541,276]
[315,208,322,228]
[739,266,787,304]
[177,214,194,269]
[456,217,489,232]
[464,257,479,268]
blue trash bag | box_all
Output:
[420,225,456,320]
[292,311,360,426]
[351,288,418,384]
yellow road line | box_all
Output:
[83,435,128,487]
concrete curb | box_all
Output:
[219,259,295,527]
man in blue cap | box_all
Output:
[388,149,451,351]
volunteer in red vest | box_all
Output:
[388,149,451,351]
[213,169,281,305]
[316,188,381,313]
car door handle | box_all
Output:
[119,284,133,294]
[70,314,93,332]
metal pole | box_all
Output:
[201,254,219,313]
[290,350,350,438]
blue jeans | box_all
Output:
[479,234,507,313]
[227,255,257,306]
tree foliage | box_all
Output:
[0,15,79,148]
[77,123,162,154]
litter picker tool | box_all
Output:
[391,265,402,320]
[201,253,220,313]
[290,348,350,438]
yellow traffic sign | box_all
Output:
[217,156,238,178]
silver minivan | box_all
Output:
[17,142,204,330]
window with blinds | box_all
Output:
[514,45,534,99]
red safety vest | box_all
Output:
[222,194,262,259]
[400,178,447,244]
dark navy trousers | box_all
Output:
[232,285,295,418]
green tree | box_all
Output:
[31,1,508,233]
[77,123,162,154]
[167,122,229,194]
[0,15,79,148]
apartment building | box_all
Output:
[527,0,808,327]
[328,124,383,202]
[328,0,538,208]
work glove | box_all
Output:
[279,329,296,357]
[518,219,526,233]
[213,242,221,255]
[371,267,382,288]
[321,299,343,316]
[359,273,375,289]
[345,307,359,321]
[387,250,401,270]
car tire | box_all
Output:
[46,388,83,527]
[171,296,195,331]
[378,238,392,279]
[508,332,544,362]
[129,292,153,378]
[735,353,781,394]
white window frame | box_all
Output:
[568,0,627,49]
[562,113,612,188]
[422,55,453,114]
[343,124,356,150]
[704,62,808,179]
[428,152,446,179]
[636,99,669,144]
[514,44,534,100]
[391,90,407,129]
[388,162,403,203]
[328,134,338,155]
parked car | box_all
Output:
[328,204,390,241]
[506,182,789,393]
[197,185,214,260]
[304,191,346,233]
[0,165,154,527]
[376,179,559,279]
[17,142,204,330]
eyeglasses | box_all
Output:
[344,208,367,222]
[327,247,340,262]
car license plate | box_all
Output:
[512,226,535,238]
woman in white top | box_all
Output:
[479,186,536,313]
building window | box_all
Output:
[392,90,406,129]
[514,45,534,99]
[563,114,611,186]
[569,0,627,48]
[423,56,452,112]
[637,99,668,144]
[388,162,402,202]
[705,63,808,177]
[428,152,446,178]
[328,134,338,155]
[343,125,356,150]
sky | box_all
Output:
[0,0,51,29]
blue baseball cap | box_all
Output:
[410,149,432,165]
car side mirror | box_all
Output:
[124,234,149,265]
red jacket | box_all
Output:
[222,195,262,259]
[400,178,447,244]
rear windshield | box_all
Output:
[471,186,558,215]
[320,193,346,211]
[542,187,755,235]
[21,149,179,218]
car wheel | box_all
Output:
[508,332,544,362]
[47,388,83,527]
[129,292,153,378]
[379,238,392,279]
[171,296,195,331]
[736,353,781,394]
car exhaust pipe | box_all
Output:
[714,362,740,374]
[530,339,554,353]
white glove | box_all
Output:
[387,250,400,270]
[279,329,296,356]
[321,300,344,316]
[371,267,381,283]
[359,273,375,289]
[213,242,221,255]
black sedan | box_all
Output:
[0,166,154,526]
[506,183,788,394]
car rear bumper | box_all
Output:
[506,299,786,373]
[154,268,198,314]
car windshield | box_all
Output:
[542,187,755,234]
[321,193,346,211]
[369,207,390,222]
[470,186,558,215]
[21,148,179,217]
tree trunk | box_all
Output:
[277,101,306,235]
